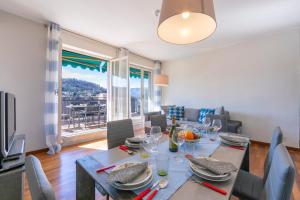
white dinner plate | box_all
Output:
[219,133,249,143]
[125,140,142,148]
[189,158,229,179]
[191,167,232,182]
[220,138,247,147]
[112,176,153,191]
[112,162,152,187]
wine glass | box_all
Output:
[203,117,211,134]
[150,126,162,152]
[172,129,186,162]
[140,135,156,164]
[150,126,162,142]
[211,119,222,141]
[212,119,222,132]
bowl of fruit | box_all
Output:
[179,129,201,143]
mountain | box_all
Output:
[62,78,107,94]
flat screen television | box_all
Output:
[0,91,16,159]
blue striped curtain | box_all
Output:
[44,23,61,155]
[153,61,162,111]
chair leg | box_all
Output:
[106,194,109,200]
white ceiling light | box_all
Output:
[157,0,217,45]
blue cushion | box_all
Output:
[175,106,184,120]
[167,106,184,120]
[198,108,215,123]
[167,106,176,119]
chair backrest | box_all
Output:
[262,144,295,200]
[25,155,56,200]
[150,114,167,131]
[107,119,134,149]
[263,127,283,182]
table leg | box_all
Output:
[241,145,249,172]
[76,162,95,200]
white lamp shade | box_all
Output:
[158,0,216,44]
[154,74,169,86]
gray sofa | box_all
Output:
[156,106,242,134]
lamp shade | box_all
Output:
[158,0,216,44]
[154,74,169,86]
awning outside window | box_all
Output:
[62,50,108,72]
[130,67,150,79]
[62,50,149,79]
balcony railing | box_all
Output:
[61,96,107,135]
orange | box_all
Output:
[184,130,194,140]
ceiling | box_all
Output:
[0,0,299,61]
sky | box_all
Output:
[62,65,143,89]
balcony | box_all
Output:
[61,95,107,137]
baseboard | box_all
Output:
[251,139,300,151]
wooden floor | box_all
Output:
[25,140,300,200]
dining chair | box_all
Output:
[25,155,56,200]
[233,127,283,199]
[261,144,295,200]
[107,119,134,149]
[150,114,167,131]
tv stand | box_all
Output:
[0,134,25,200]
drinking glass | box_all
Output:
[156,154,170,176]
[150,126,162,142]
[141,135,156,164]
[150,126,162,152]
[211,119,222,141]
[203,117,211,138]
[172,129,185,162]
[203,117,211,132]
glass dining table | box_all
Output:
[76,134,249,200]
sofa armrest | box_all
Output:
[227,120,242,134]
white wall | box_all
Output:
[163,29,300,148]
[0,10,47,151]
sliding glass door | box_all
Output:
[108,57,129,121]
[129,66,152,118]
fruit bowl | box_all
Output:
[179,130,201,143]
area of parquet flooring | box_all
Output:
[25,140,300,200]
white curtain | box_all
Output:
[108,48,129,121]
[153,61,162,111]
[44,22,61,155]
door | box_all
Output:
[108,57,129,121]
[129,66,153,118]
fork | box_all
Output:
[190,177,227,195]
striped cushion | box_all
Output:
[168,106,184,120]
[167,106,176,119]
[198,108,215,123]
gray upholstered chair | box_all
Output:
[261,144,295,200]
[25,155,56,200]
[107,119,134,149]
[233,127,283,199]
[150,114,167,132]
